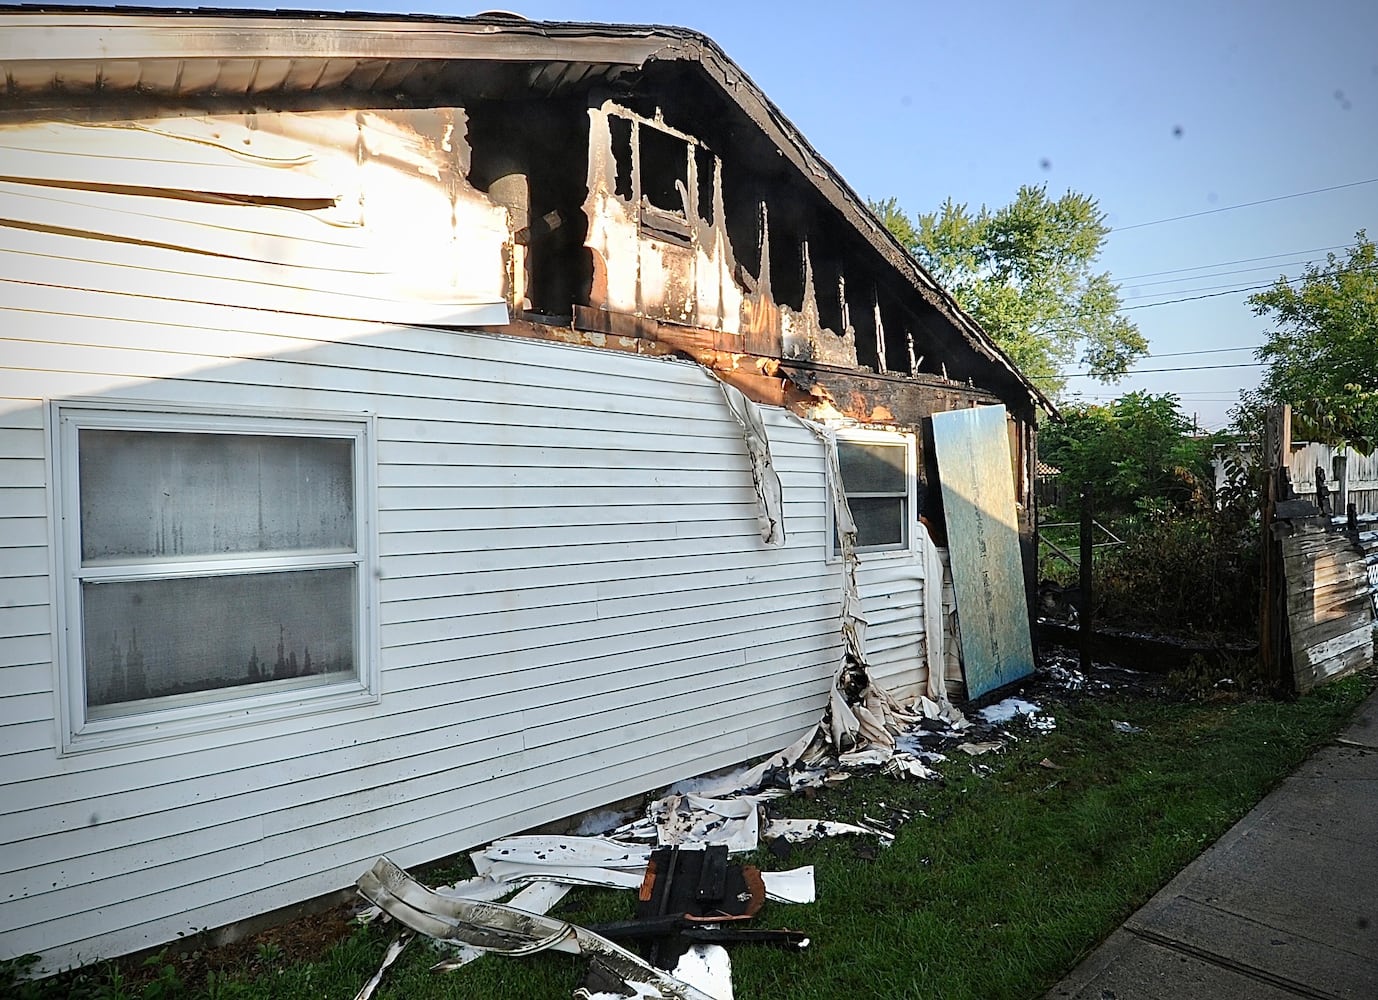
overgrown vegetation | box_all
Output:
[12,672,1371,1000]
[1038,391,1260,637]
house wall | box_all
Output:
[0,107,949,972]
[0,296,847,971]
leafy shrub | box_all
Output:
[1040,442,1261,639]
[1092,512,1259,636]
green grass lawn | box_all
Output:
[12,670,1373,1000]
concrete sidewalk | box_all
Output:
[1047,687,1378,1000]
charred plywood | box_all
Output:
[582,100,859,369]
[585,102,742,333]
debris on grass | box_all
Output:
[349,646,1062,998]
[956,741,1004,756]
[763,818,895,846]
[1113,720,1145,734]
[357,857,727,1000]
[977,697,1043,724]
[352,932,411,1000]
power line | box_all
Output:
[1117,262,1378,310]
[1112,176,1378,232]
[1122,275,1307,300]
[1140,346,1255,358]
[1070,392,1245,399]
[1125,258,1333,291]
[1031,360,1266,380]
[1118,243,1350,281]
[1120,285,1277,309]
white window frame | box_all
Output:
[829,428,918,560]
[50,400,379,753]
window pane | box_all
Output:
[83,567,356,717]
[849,496,907,549]
[80,430,354,563]
[839,441,906,494]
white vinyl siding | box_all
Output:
[0,106,940,974]
[0,261,844,971]
[857,553,962,703]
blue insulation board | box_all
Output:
[930,404,1034,698]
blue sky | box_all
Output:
[92,1,1378,428]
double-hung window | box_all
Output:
[54,403,376,749]
[834,431,915,554]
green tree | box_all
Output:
[1040,391,1215,518]
[1247,232,1378,451]
[872,186,1146,397]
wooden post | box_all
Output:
[1080,483,1094,674]
[1334,451,1349,514]
[1260,405,1291,689]
[1265,403,1291,470]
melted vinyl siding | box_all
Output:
[856,554,961,702]
[856,557,925,696]
[0,277,847,971]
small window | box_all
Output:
[835,433,914,553]
[637,123,693,244]
[638,124,689,215]
[54,404,376,749]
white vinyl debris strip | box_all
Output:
[762,818,895,846]
[956,741,1003,757]
[976,697,1056,732]
[977,697,1040,724]
[652,794,761,854]
[716,377,786,547]
[358,857,725,1000]
[429,881,573,973]
[759,866,817,905]
[917,519,957,710]
[352,932,412,1000]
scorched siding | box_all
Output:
[0,270,849,970]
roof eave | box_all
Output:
[0,6,1054,413]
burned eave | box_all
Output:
[0,5,1050,415]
